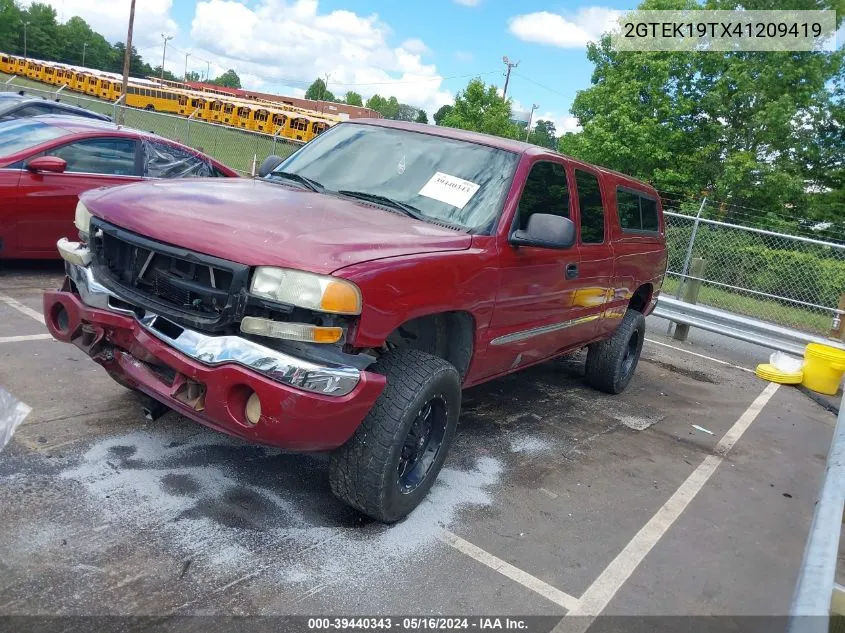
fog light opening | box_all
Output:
[245,391,262,425]
[51,303,70,334]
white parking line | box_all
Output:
[0,293,44,324]
[440,530,580,612]
[0,333,53,344]
[560,382,780,627]
[645,337,754,373]
[443,382,780,624]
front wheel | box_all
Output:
[329,348,461,523]
[584,309,645,394]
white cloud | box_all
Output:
[454,0,483,6]
[454,50,474,64]
[536,112,581,135]
[401,38,430,55]
[508,7,622,48]
[20,0,179,56]
[189,0,451,111]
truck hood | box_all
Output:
[81,179,472,274]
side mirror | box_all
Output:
[27,156,67,174]
[258,154,285,178]
[510,213,576,249]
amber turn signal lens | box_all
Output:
[320,280,362,315]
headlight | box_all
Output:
[74,200,92,239]
[250,267,362,315]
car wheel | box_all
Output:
[584,309,645,394]
[329,348,461,523]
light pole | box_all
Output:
[22,21,30,61]
[82,42,88,66]
[160,33,173,81]
[205,60,210,82]
[184,52,191,83]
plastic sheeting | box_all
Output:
[143,139,214,179]
[0,387,31,452]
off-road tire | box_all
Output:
[584,309,645,394]
[329,348,461,523]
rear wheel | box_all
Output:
[584,309,645,394]
[329,348,461,523]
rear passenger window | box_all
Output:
[516,161,569,230]
[574,170,604,243]
[617,188,660,233]
[143,140,213,178]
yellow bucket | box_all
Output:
[801,343,845,395]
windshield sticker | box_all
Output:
[418,172,480,209]
[397,154,406,175]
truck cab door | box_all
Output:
[570,167,614,339]
[483,159,582,378]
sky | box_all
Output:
[20,0,645,131]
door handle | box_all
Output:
[565,263,579,280]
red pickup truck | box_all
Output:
[44,119,667,522]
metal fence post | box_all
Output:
[675,197,707,299]
[112,94,125,124]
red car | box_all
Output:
[0,115,239,259]
[44,119,667,522]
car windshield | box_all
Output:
[268,123,520,232]
[0,119,70,157]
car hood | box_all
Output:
[81,178,472,274]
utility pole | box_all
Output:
[502,55,519,100]
[118,0,136,125]
[321,73,330,113]
[160,33,173,81]
[82,42,88,66]
[184,51,191,83]
[205,60,210,82]
[525,104,538,142]
[22,21,30,60]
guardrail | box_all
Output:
[654,295,845,356]
[787,393,845,633]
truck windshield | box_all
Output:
[269,123,519,232]
[0,119,71,157]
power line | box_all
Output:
[513,71,567,96]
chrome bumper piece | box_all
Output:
[64,254,360,397]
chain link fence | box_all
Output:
[665,205,845,335]
[1,75,302,174]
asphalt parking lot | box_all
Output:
[0,262,838,629]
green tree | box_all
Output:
[365,93,387,114]
[305,77,334,101]
[415,110,428,124]
[441,78,520,139]
[528,120,557,149]
[0,0,23,55]
[433,104,453,125]
[344,90,363,106]
[185,70,201,82]
[209,69,242,89]
[559,0,845,224]
[57,17,111,69]
[22,3,59,60]
[383,95,401,119]
[365,94,401,118]
[395,103,419,121]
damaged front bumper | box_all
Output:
[43,252,386,451]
